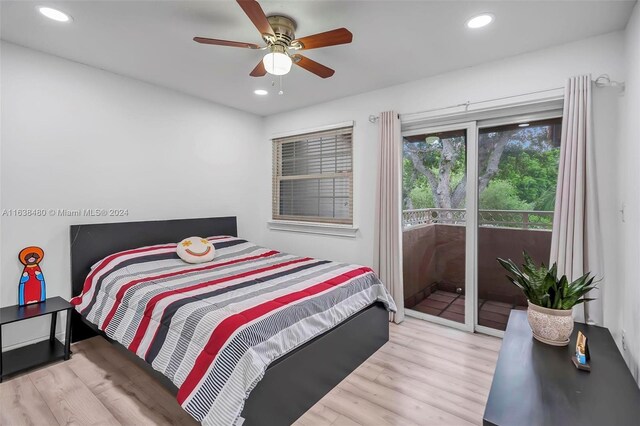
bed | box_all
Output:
[69,216,395,425]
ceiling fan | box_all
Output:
[194,0,353,79]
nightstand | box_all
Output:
[0,296,73,382]
[484,310,640,425]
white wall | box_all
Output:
[261,31,623,260]
[2,23,637,385]
[617,2,640,383]
[260,31,626,341]
[0,42,264,349]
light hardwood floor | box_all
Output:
[0,318,501,426]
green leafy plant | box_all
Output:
[497,252,597,310]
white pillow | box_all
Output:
[176,237,215,264]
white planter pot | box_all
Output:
[527,301,574,346]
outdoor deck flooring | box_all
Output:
[412,290,526,330]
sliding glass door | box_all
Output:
[402,123,476,331]
[476,117,561,332]
[401,114,561,335]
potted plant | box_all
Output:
[497,252,597,346]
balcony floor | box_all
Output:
[412,290,526,331]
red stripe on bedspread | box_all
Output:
[176,266,372,404]
[74,244,177,308]
[127,256,314,354]
[101,250,280,331]
[73,237,233,307]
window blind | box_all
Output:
[273,126,353,224]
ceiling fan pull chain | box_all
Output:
[279,75,284,95]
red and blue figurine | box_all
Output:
[18,246,46,306]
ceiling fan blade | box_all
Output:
[193,37,262,49]
[293,28,353,50]
[292,55,335,78]
[250,60,267,77]
[236,0,275,37]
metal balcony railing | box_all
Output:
[403,208,554,230]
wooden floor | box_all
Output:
[0,318,501,426]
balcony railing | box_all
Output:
[403,208,554,230]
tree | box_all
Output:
[402,123,561,211]
[404,130,517,208]
[409,185,435,209]
[492,148,560,207]
[479,180,531,210]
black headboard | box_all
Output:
[70,216,237,298]
[69,216,237,341]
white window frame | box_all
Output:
[268,121,358,237]
[401,94,564,338]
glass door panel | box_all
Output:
[476,118,562,331]
[402,127,468,326]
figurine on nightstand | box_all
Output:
[572,331,591,371]
[18,246,46,306]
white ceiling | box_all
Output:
[1,1,635,116]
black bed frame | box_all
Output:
[70,216,389,425]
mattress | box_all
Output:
[71,236,396,425]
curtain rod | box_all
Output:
[368,74,625,123]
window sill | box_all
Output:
[267,220,359,238]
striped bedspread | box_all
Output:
[71,236,396,425]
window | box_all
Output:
[272,125,353,225]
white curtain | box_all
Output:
[373,111,404,323]
[550,75,603,324]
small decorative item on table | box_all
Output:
[18,246,47,306]
[572,331,591,371]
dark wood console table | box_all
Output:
[484,310,640,426]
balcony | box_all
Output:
[402,208,553,330]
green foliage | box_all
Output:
[534,187,557,211]
[409,185,435,209]
[479,180,532,210]
[491,143,560,208]
[497,252,598,310]
[402,123,561,214]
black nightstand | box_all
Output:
[0,296,73,382]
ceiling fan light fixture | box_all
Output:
[193,1,350,79]
[262,46,292,76]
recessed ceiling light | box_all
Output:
[254,89,268,96]
[519,123,530,127]
[38,6,72,22]
[466,13,493,29]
